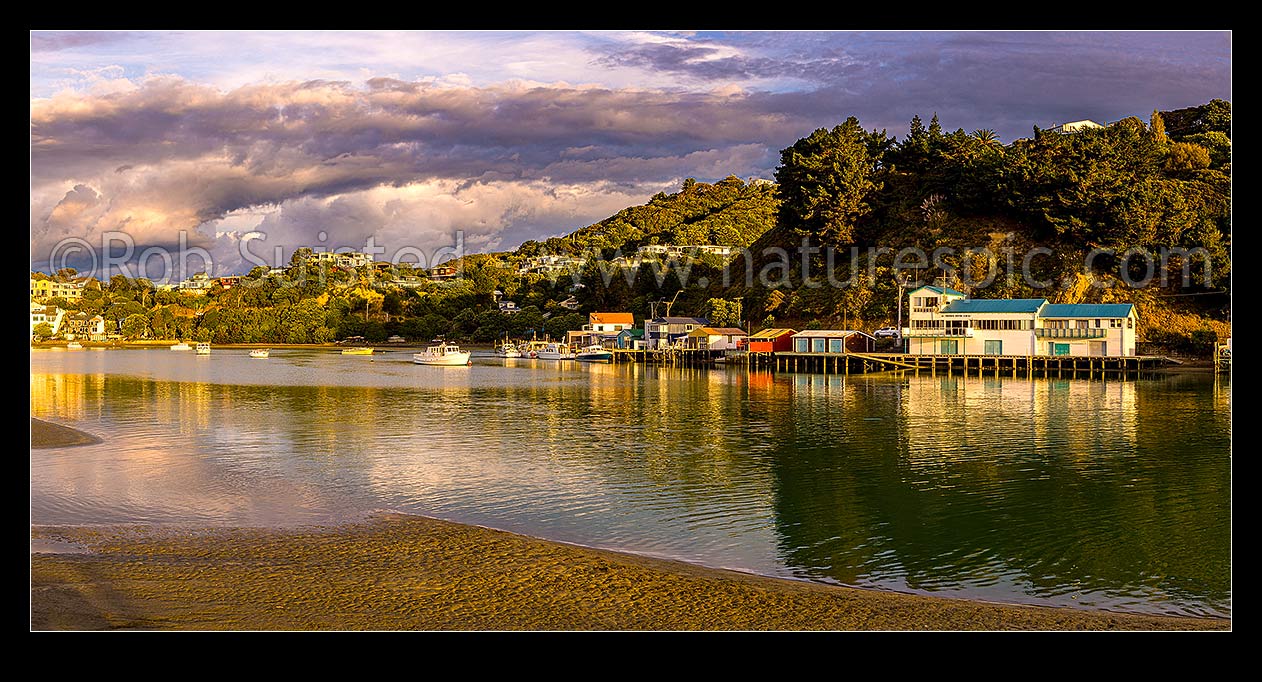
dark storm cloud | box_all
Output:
[593,31,1231,141]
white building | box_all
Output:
[1048,119,1104,134]
[904,285,1137,357]
[179,272,214,293]
[31,302,65,339]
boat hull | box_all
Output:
[496,350,523,358]
[341,348,374,355]
[170,344,192,351]
[249,350,270,359]
[412,352,471,366]
[535,352,576,360]
[575,351,613,362]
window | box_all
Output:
[1045,319,1067,329]
[1127,318,1133,329]
[685,325,694,331]
[812,338,827,353]
[1094,319,1103,328]
[984,340,1003,355]
[1075,319,1091,328]
[828,338,843,353]
[940,339,959,355]
[1109,319,1123,328]
[912,320,943,329]
[794,338,809,353]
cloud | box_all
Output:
[29,31,1230,278]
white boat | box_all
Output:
[574,344,613,362]
[65,341,84,350]
[495,342,523,358]
[412,343,471,366]
[534,342,576,360]
[195,342,211,355]
[249,349,270,359]
[170,342,192,351]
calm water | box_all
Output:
[30,348,1231,618]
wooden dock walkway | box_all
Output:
[611,347,1164,376]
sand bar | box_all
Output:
[30,514,1228,631]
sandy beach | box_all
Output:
[29,514,1228,631]
[30,418,102,449]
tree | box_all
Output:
[1166,142,1211,171]
[706,298,743,327]
[121,313,149,339]
[33,322,53,340]
[774,117,881,246]
[1150,110,1167,140]
[972,129,999,145]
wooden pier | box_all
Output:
[610,347,1164,376]
[768,352,1163,377]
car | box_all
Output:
[874,326,901,339]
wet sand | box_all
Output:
[30,514,1228,631]
[30,418,101,449]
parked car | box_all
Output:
[874,326,901,339]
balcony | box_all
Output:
[905,327,974,338]
[1035,328,1107,339]
[911,307,939,313]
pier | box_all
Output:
[612,347,1165,376]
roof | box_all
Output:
[590,312,634,325]
[791,329,875,339]
[910,285,967,297]
[1039,303,1135,318]
[749,328,797,339]
[617,328,644,337]
[940,298,1047,314]
[688,327,748,337]
[652,317,708,325]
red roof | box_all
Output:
[590,312,634,325]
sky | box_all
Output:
[30,30,1232,279]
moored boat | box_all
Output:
[249,349,270,359]
[534,342,576,360]
[574,344,613,362]
[341,347,374,355]
[170,342,192,351]
[195,342,211,355]
[65,341,84,350]
[495,341,523,358]
[412,343,471,366]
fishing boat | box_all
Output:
[341,347,374,355]
[534,342,576,360]
[495,341,523,358]
[574,344,613,362]
[195,342,211,355]
[412,343,471,366]
[65,341,84,350]
[249,349,270,359]
[170,342,192,351]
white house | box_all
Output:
[31,302,65,339]
[684,327,748,351]
[1048,119,1105,134]
[904,285,1137,357]
[1036,304,1137,357]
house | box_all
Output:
[634,244,734,261]
[1036,304,1136,357]
[616,328,645,350]
[904,285,1138,357]
[684,327,748,351]
[214,276,243,289]
[179,272,214,293]
[30,277,85,302]
[558,296,580,311]
[307,250,372,269]
[517,255,587,275]
[586,312,634,333]
[790,330,876,354]
[428,265,459,281]
[567,312,636,348]
[62,312,107,341]
[743,328,797,353]
[497,300,520,314]
[644,316,708,349]
[30,303,65,339]
[1048,119,1104,134]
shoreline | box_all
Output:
[30,514,1228,631]
[30,418,102,449]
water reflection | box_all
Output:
[30,350,1229,617]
